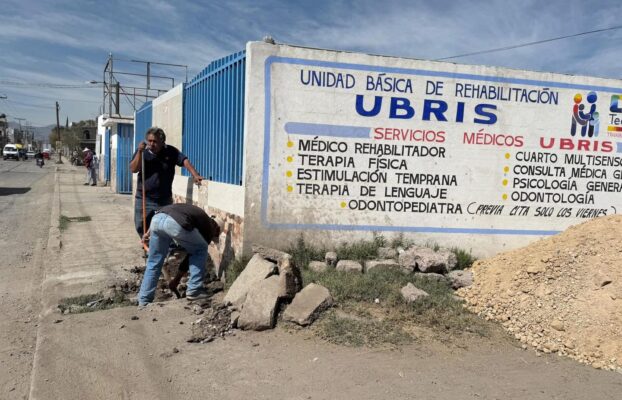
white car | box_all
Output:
[3,144,19,160]
[26,150,35,158]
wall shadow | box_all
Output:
[0,187,31,196]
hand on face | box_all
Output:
[146,134,164,153]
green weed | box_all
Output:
[59,215,92,231]
[58,291,130,314]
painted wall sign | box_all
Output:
[243,43,622,254]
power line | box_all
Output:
[436,25,622,61]
[6,92,101,104]
[6,99,55,110]
[0,80,100,89]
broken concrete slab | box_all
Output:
[223,254,277,307]
[400,283,429,303]
[398,246,457,274]
[447,270,473,289]
[238,276,281,331]
[308,261,328,272]
[413,272,448,283]
[283,283,333,326]
[278,254,303,299]
[336,260,363,273]
[325,251,338,267]
[251,244,290,264]
[377,247,398,259]
[365,259,400,273]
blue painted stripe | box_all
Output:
[284,122,371,138]
[265,222,560,236]
[617,142,622,153]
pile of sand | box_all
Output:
[458,215,622,370]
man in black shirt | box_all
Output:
[138,203,220,305]
[130,127,204,237]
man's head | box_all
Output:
[145,127,166,154]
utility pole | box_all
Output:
[56,101,62,164]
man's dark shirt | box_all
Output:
[158,203,220,244]
[134,145,187,200]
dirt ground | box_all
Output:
[27,297,622,400]
[0,161,53,399]
[3,162,622,399]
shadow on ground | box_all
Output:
[0,187,31,196]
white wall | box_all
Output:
[152,84,184,168]
[242,41,622,257]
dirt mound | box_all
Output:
[458,215,622,371]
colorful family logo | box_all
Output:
[570,91,599,138]
[610,94,622,113]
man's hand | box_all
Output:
[138,141,147,152]
[142,231,150,245]
[193,175,204,186]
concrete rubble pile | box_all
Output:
[457,215,622,371]
[223,245,333,331]
[311,244,473,303]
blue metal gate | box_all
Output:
[116,123,134,194]
[104,128,111,182]
[182,50,245,185]
[135,101,152,148]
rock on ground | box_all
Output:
[399,246,457,273]
[278,254,303,299]
[223,254,277,307]
[325,251,338,267]
[336,260,363,273]
[251,244,290,264]
[238,276,281,331]
[308,261,329,272]
[283,283,333,326]
[377,247,398,259]
[413,272,447,283]
[447,270,473,289]
[364,259,400,273]
[400,283,429,303]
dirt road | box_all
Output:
[0,159,53,399]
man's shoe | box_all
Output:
[83,183,89,185]
[186,290,209,301]
[90,183,96,186]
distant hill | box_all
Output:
[7,122,56,141]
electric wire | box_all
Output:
[436,25,622,60]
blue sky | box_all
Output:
[1,0,621,126]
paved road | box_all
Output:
[0,159,54,399]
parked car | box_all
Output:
[26,150,35,158]
[42,150,51,160]
[3,144,19,160]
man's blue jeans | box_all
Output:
[138,213,208,305]
[134,194,172,237]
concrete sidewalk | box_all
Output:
[43,162,143,306]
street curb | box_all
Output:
[29,166,62,400]
[47,166,62,251]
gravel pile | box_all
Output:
[458,215,622,371]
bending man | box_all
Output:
[138,203,220,306]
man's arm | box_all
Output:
[129,142,147,173]
[183,158,204,185]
